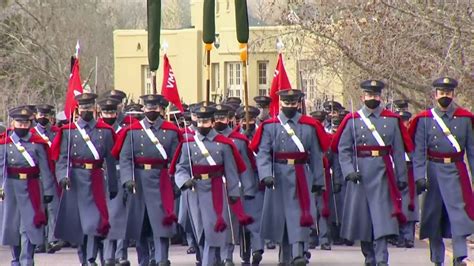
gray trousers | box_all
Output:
[136,236,168,264]
[46,195,59,243]
[200,242,221,266]
[430,234,468,263]
[399,221,415,241]
[10,232,35,266]
[278,225,305,263]
[220,243,234,261]
[104,239,128,261]
[318,216,330,245]
[77,235,100,264]
[361,237,388,264]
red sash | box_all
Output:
[134,157,177,225]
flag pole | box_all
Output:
[203,0,215,105]
[94,56,98,94]
[241,44,250,133]
[205,45,211,105]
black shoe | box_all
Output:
[308,241,317,249]
[251,250,263,265]
[34,245,46,254]
[88,262,98,266]
[396,238,405,248]
[266,241,276,250]
[433,263,443,266]
[149,259,157,266]
[187,246,197,254]
[117,259,130,266]
[376,263,388,266]
[320,243,332,250]
[104,259,115,266]
[304,251,311,260]
[223,259,234,266]
[292,257,306,266]
[405,239,414,248]
[47,241,63,254]
[344,239,354,246]
[333,238,345,245]
[453,257,468,266]
[158,260,171,266]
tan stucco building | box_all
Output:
[113,0,344,111]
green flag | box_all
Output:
[147,0,161,72]
[203,0,215,44]
[234,0,249,44]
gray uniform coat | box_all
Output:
[32,124,60,242]
[106,122,127,240]
[177,126,197,234]
[54,118,117,244]
[412,105,474,239]
[0,131,54,246]
[337,106,408,241]
[240,127,265,240]
[174,129,241,247]
[118,118,180,240]
[254,112,325,244]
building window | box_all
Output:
[226,62,242,100]
[258,61,268,96]
[143,65,152,95]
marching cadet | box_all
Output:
[332,80,413,266]
[31,104,63,254]
[105,89,127,124]
[212,104,257,266]
[0,106,55,266]
[314,112,344,251]
[176,104,200,260]
[235,105,266,265]
[409,77,474,266]
[310,110,328,124]
[51,93,118,266]
[250,96,277,254]
[171,105,249,266]
[111,94,181,266]
[390,100,418,249]
[236,106,259,140]
[323,100,344,132]
[250,89,329,266]
[97,98,131,266]
[253,96,271,126]
[326,113,349,247]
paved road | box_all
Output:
[0,239,472,266]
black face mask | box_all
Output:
[242,123,256,132]
[80,111,94,122]
[191,120,198,127]
[14,128,29,138]
[102,117,116,125]
[36,117,49,127]
[438,97,452,108]
[145,111,160,121]
[364,99,381,109]
[197,126,212,136]
[213,122,228,132]
[281,107,298,118]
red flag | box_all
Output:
[161,54,184,113]
[64,57,83,120]
[269,53,292,116]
